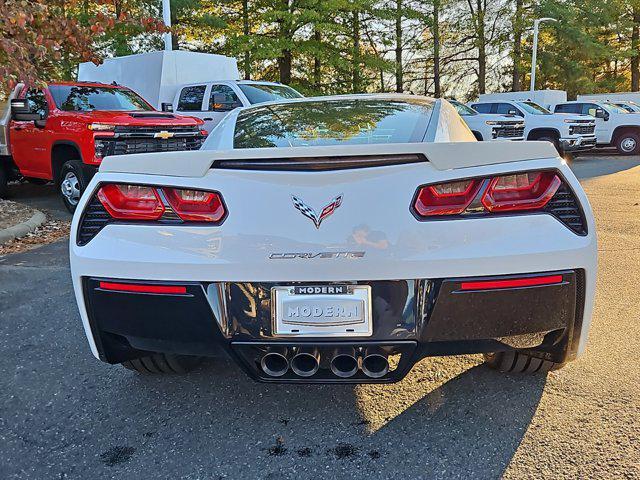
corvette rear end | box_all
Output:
[69,96,597,383]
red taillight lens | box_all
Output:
[163,188,226,222]
[414,179,482,216]
[481,172,561,212]
[97,184,165,220]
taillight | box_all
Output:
[481,172,561,212]
[164,188,225,222]
[414,179,482,216]
[95,183,226,223]
[97,184,165,220]
[413,170,567,219]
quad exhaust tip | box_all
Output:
[361,353,389,378]
[290,350,320,377]
[261,352,289,377]
[330,350,359,378]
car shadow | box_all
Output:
[111,356,546,479]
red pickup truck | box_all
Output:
[0,81,206,212]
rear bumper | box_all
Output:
[82,270,585,383]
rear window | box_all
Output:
[233,98,435,149]
[237,83,303,104]
[50,85,153,112]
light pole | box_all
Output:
[530,17,557,92]
[162,0,172,51]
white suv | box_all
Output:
[470,100,596,154]
[448,100,525,141]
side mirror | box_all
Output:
[211,94,242,112]
[508,109,519,116]
[161,102,174,112]
[11,99,41,122]
[594,108,607,120]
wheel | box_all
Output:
[121,353,203,374]
[615,131,640,155]
[537,135,561,155]
[0,164,8,198]
[483,351,565,373]
[58,159,87,213]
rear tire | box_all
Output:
[615,131,640,155]
[483,351,564,373]
[121,354,203,374]
[58,159,87,214]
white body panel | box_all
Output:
[78,51,240,109]
[70,143,597,360]
[578,92,640,104]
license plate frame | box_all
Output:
[271,285,372,337]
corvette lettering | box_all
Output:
[269,252,365,259]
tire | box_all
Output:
[615,131,640,155]
[58,159,87,214]
[537,135,561,155]
[121,353,203,374]
[483,351,565,373]
[0,164,8,199]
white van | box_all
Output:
[173,80,302,133]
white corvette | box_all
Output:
[69,95,597,383]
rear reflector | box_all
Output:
[98,281,187,295]
[460,275,564,291]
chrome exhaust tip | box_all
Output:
[361,354,389,378]
[260,352,289,377]
[330,349,359,378]
[290,350,320,377]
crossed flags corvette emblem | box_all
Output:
[291,194,343,229]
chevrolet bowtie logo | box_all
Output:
[154,130,174,139]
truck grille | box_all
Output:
[113,125,200,134]
[495,124,525,138]
[570,125,595,135]
[97,136,204,156]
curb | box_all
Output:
[0,210,46,245]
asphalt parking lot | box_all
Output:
[1,153,639,479]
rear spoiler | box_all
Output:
[99,141,559,178]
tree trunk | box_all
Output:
[632,5,640,91]
[243,0,250,80]
[279,50,292,84]
[352,10,361,93]
[314,29,321,90]
[511,0,523,91]
[395,0,403,92]
[433,0,441,97]
[476,0,486,94]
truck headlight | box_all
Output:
[88,123,116,131]
[485,121,500,125]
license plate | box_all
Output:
[272,285,372,337]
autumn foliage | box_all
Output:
[0,0,165,95]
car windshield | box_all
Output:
[516,101,552,115]
[233,98,435,148]
[449,100,477,116]
[614,103,640,113]
[49,85,153,112]
[603,102,630,114]
[237,83,303,105]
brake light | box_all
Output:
[164,188,225,222]
[97,184,165,220]
[482,172,561,212]
[460,274,563,291]
[99,281,187,295]
[414,179,482,216]
[413,170,563,217]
